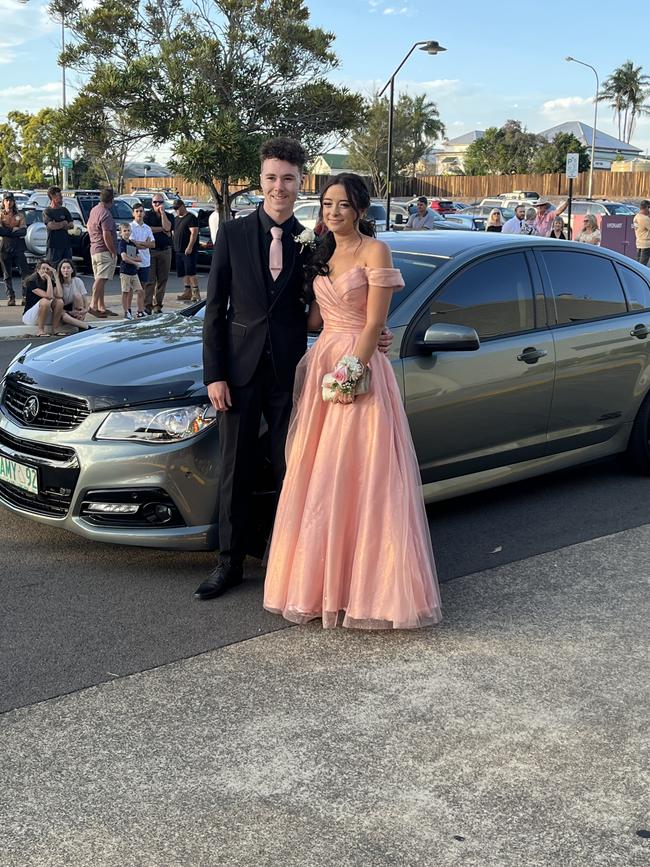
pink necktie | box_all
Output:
[269,226,283,281]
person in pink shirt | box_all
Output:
[533,199,568,237]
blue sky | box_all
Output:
[2,0,649,158]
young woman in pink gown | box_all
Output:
[263,174,441,630]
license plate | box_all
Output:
[0,454,38,494]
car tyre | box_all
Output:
[626,391,650,473]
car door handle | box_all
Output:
[630,324,650,339]
[517,347,548,364]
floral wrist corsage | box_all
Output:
[322,355,367,402]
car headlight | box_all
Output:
[95,404,217,443]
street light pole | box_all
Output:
[61,13,69,191]
[565,56,599,198]
[379,40,446,230]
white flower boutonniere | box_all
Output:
[294,227,317,253]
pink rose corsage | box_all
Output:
[322,355,367,402]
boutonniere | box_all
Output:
[294,227,317,253]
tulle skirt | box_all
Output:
[263,330,442,630]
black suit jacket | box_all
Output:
[203,209,309,390]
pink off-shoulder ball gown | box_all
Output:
[263,266,442,630]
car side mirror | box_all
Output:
[416,323,480,354]
[394,213,404,224]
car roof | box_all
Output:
[379,229,641,266]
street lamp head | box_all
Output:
[565,56,574,62]
[421,40,446,55]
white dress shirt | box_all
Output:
[501,216,524,235]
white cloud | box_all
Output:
[0,81,62,119]
[0,82,61,99]
[383,5,408,13]
[451,121,465,127]
[541,95,593,116]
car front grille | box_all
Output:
[0,427,76,463]
[2,379,90,430]
[0,427,80,517]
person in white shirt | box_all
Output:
[130,205,155,296]
[501,205,526,234]
[405,196,438,230]
[209,206,220,244]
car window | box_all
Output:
[588,204,607,215]
[571,203,589,215]
[607,203,634,215]
[112,201,133,219]
[539,250,627,324]
[295,205,317,221]
[21,209,43,225]
[388,253,443,314]
[69,211,82,221]
[367,204,387,221]
[426,252,536,339]
[616,264,650,311]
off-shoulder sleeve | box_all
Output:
[366,267,405,291]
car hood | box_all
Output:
[5,314,207,411]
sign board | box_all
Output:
[565,153,579,179]
[59,157,73,169]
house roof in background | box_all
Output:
[537,121,641,153]
[444,130,485,146]
[315,153,349,169]
[123,161,171,179]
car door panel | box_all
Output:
[537,248,650,446]
[401,250,555,483]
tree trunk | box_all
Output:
[220,176,230,221]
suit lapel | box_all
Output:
[243,211,269,304]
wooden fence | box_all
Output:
[126,171,650,202]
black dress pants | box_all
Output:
[217,353,293,564]
[0,243,30,297]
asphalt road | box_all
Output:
[2,338,650,715]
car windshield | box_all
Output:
[606,204,635,214]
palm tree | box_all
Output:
[598,66,628,141]
[599,61,650,143]
[395,94,445,179]
[621,61,650,142]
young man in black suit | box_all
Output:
[196,137,313,599]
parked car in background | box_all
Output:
[406,197,456,216]
[498,190,540,201]
[463,205,516,221]
[452,202,469,211]
[566,199,636,220]
[18,207,48,266]
[26,192,50,208]
[442,213,487,231]
[5,233,650,549]
[231,192,264,218]
[116,195,144,209]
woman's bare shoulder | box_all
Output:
[361,237,393,268]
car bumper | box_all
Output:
[0,406,221,550]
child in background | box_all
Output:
[118,223,145,319]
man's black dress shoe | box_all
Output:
[193,562,244,600]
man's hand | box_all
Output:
[208,380,232,412]
[377,326,394,354]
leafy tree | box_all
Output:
[531,132,590,174]
[599,60,650,143]
[52,0,363,216]
[347,92,445,196]
[5,109,66,186]
[347,94,388,196]
[464,120,543,175]
[0,122,23,188]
